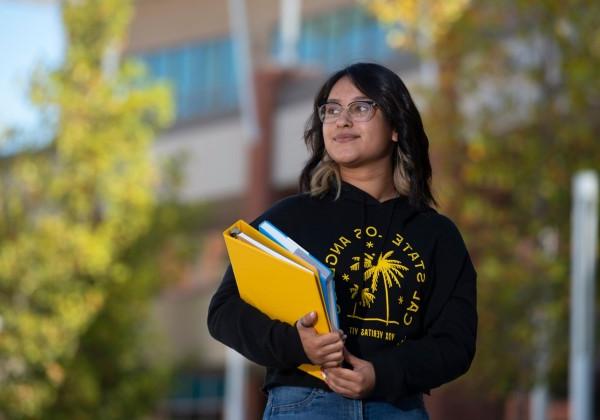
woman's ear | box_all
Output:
[392,131,398,142]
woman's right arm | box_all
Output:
[207,265,310,368]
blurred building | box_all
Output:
[127,0,412,202]
[124,1,417,418]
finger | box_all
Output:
[313,343,343,363]
[323,370,346,393]
[336,329,347,341]
[324,365,359,381]
[309,337,342,355]
[325,378,348,397]
[296,325,316,341]
[316,337,344,352]
[321,359,342,368]
[298,311,317,328]
[328,375,359,396]
[319,346,344,361]
[322,367,342,381]
[312,348,343,367]
[320,350,344,366]
[325,370,360,398]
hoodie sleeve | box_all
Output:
[207,198,313,369]
[207,264,311,368]
[370,219,477,403]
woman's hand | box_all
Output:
[296,311,344,368]
[323,348,375,399]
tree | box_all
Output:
[364,0,471,53]
[366,0,600,399]
[45,200,212,420]
[0,0,172,417]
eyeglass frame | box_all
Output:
[318,100,379,124]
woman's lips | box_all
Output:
[334,134,359,142]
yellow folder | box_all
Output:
[223,220,331,381]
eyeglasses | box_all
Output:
[318,100,378,123]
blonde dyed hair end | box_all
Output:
[308,148,412,200]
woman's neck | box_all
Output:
[340,167,397,202]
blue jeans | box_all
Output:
[263,386,429,420]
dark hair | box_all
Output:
[299,62,436,208]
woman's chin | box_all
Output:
[327,149,360,165]
[331,157,360,168]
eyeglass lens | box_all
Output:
[319,101,376,123]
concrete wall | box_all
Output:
[129,0,355,63]
[272,98,312,189]
[151,117,248,201]
[151,95,313,202]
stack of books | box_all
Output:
[223,219,339,380]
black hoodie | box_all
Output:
[207,182,477,406]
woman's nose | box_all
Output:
[335,108,353,127]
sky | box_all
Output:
[0,0,64,133]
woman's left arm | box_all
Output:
[373,223,477,402]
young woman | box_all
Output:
[208,62,477,419]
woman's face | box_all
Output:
[322,76,397,171]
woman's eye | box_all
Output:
[352,104,368,113]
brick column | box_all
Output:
[244,67,288,221]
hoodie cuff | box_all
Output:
[277,323,311,367]
[370,353,405,399]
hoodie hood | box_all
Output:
[336,180,430,227]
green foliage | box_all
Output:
[368,0,600,398]
[45,200,212,420]
[0,0,173,418]
[447,0,600,397]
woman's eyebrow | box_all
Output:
[325,96,371,103]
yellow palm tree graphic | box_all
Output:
[350,257,361,272]
[350,253,374,271]
[364,251,409,290]
[350,284,376,308]
[363,253,374,268]
[364,250,409,325]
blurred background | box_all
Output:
[0,0,598,419]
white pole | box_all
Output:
[569,170,598,420]
[278,0,301,67]
[530,385,549,420]
[228,0,260,144]
[224,348,247,420]
[224,1,258,418]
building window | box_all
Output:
[136,37,238,123]
[164,371,225,419]
[272,6,396,71]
